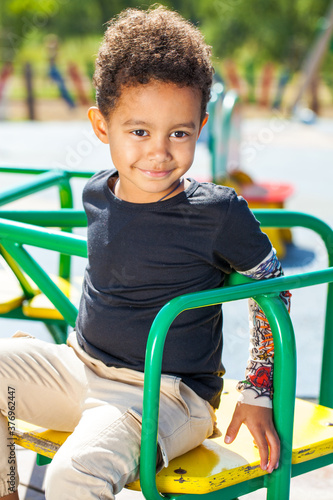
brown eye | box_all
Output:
[171,131,187,138]
[133,130,147,137]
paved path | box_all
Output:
[1,116,332,499]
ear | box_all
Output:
[88,106,109,144]
[198,113,208,138]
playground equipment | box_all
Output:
[23,62,35,120]
[222,60,292,111]
[0,205,332,499]
[0,41,92,120]
[68,62,91,106]
[0,62,13,120]
[49,63,75,108]
[208,85,294,257]
[292,0,333,114]
[0,166,93,343]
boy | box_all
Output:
[0,6,290,499]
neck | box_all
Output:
[112,178,186,204]
[158,178,183,202]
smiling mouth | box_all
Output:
[138,169,172,178]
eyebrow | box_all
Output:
[122,119,197,129]
[173,122,197,130]
[122,120,149,127]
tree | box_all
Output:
[1,0,332,78]
[197,0,332,73]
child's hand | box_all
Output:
[224,402,280,474]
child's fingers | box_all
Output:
[255,425,280,473]
[250,428,270,470]
[254,427,280,473]
[266,428,280,473]
[224,403,280,474]
[224,409,243,444]
[245,419,280,472]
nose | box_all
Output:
[147,135,172,163]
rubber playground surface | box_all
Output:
[0,116,332,498]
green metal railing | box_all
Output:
[0,169,72,209]
[0,218,86,327]
[140,268,333,500]
[0,165,95,179]
[0,166,94,280]
[0,209,88,228]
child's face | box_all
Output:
[89,80,207,203]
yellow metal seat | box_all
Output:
[12,380,333,494]
[22,275,82,320]
[0,258,25,314]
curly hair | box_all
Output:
[93,5,213,123]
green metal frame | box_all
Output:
[0,218,86,327]
[0,166,94,281]
[0,210,332,499]
[140,270,333,500]
[0,166,95,181]
[0,167,94,342]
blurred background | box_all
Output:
[1,0,333,120]
[1,4,333,497]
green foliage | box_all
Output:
[0,0,332,80]
[199,0,332,72]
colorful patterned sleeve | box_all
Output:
[236,249,291,408]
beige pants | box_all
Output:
[0,331,215,499]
